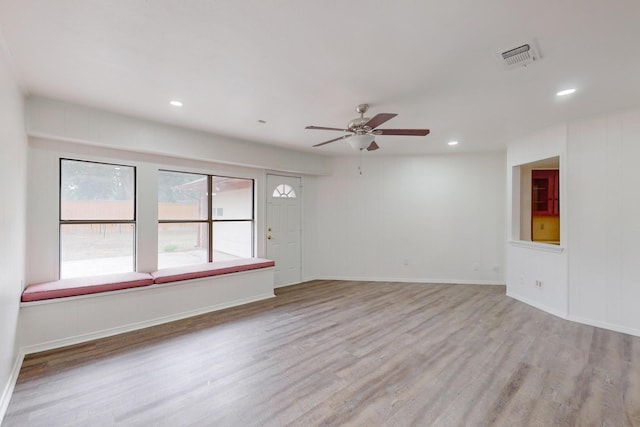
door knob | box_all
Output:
[267,235,272,240]
[268,227,272,232]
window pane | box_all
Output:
[61,160,135,220]
[212,177,253,219]
[158,171,208,220]
[213,221,253,259]
[158,223,209,268]
[60,223,134,278]
[272,184,296,198]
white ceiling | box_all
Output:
[1,0,639,156]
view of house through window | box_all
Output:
[60,159,136,278]
[158,171,254,269]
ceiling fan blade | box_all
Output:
[364,113,398,129]
[366,141,379,151]
[305,126,349,132]
[377,129,430,136]
[312,134,352,147]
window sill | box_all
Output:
[509,240,564,253]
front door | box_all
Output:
[266,174,301,287]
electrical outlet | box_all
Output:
[403,258,409,266]
[473,262,480,271]
[535,280,543,288]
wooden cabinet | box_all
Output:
[531,169,559,244]
[531,170,559,216]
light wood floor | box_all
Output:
[4,280,640,426]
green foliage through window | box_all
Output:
[61,159,134,201]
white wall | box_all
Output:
[24,96,330,284]
[304,153,506,284]
[20,269,274,353]
[505,125,568,317]
[26,96,330,176]
[0,43,27,418]
[506,111,640,336]
[567,109,640,335]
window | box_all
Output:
[60,159,136,278]
[272,184,296,198]
[158,171,254,268]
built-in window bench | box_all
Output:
[19,258,275,353]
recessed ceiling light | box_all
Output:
[448,141,459,146]
[556,89,576,97]
[170,100,183,107]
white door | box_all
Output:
[266,174,301,287]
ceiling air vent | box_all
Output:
[499,43,540,69]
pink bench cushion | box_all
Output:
[22,272,154,302]
[151,258,275,284]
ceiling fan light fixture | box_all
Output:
[349,134,374,151]
[307,104,429,149]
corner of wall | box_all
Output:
[0,38,28,424]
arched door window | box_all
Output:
[272,184,297,198]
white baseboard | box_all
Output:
[567,315,640,338]
[506,291,568,319]
[274,281,303,289]
[0,349,24,424]
[21,293,275,355]
[310,276,505,286]
[507,291,640,337]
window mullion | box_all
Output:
[208,175,213,263]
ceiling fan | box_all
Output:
[306,104,430,151]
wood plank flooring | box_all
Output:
[4,280,640,426]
